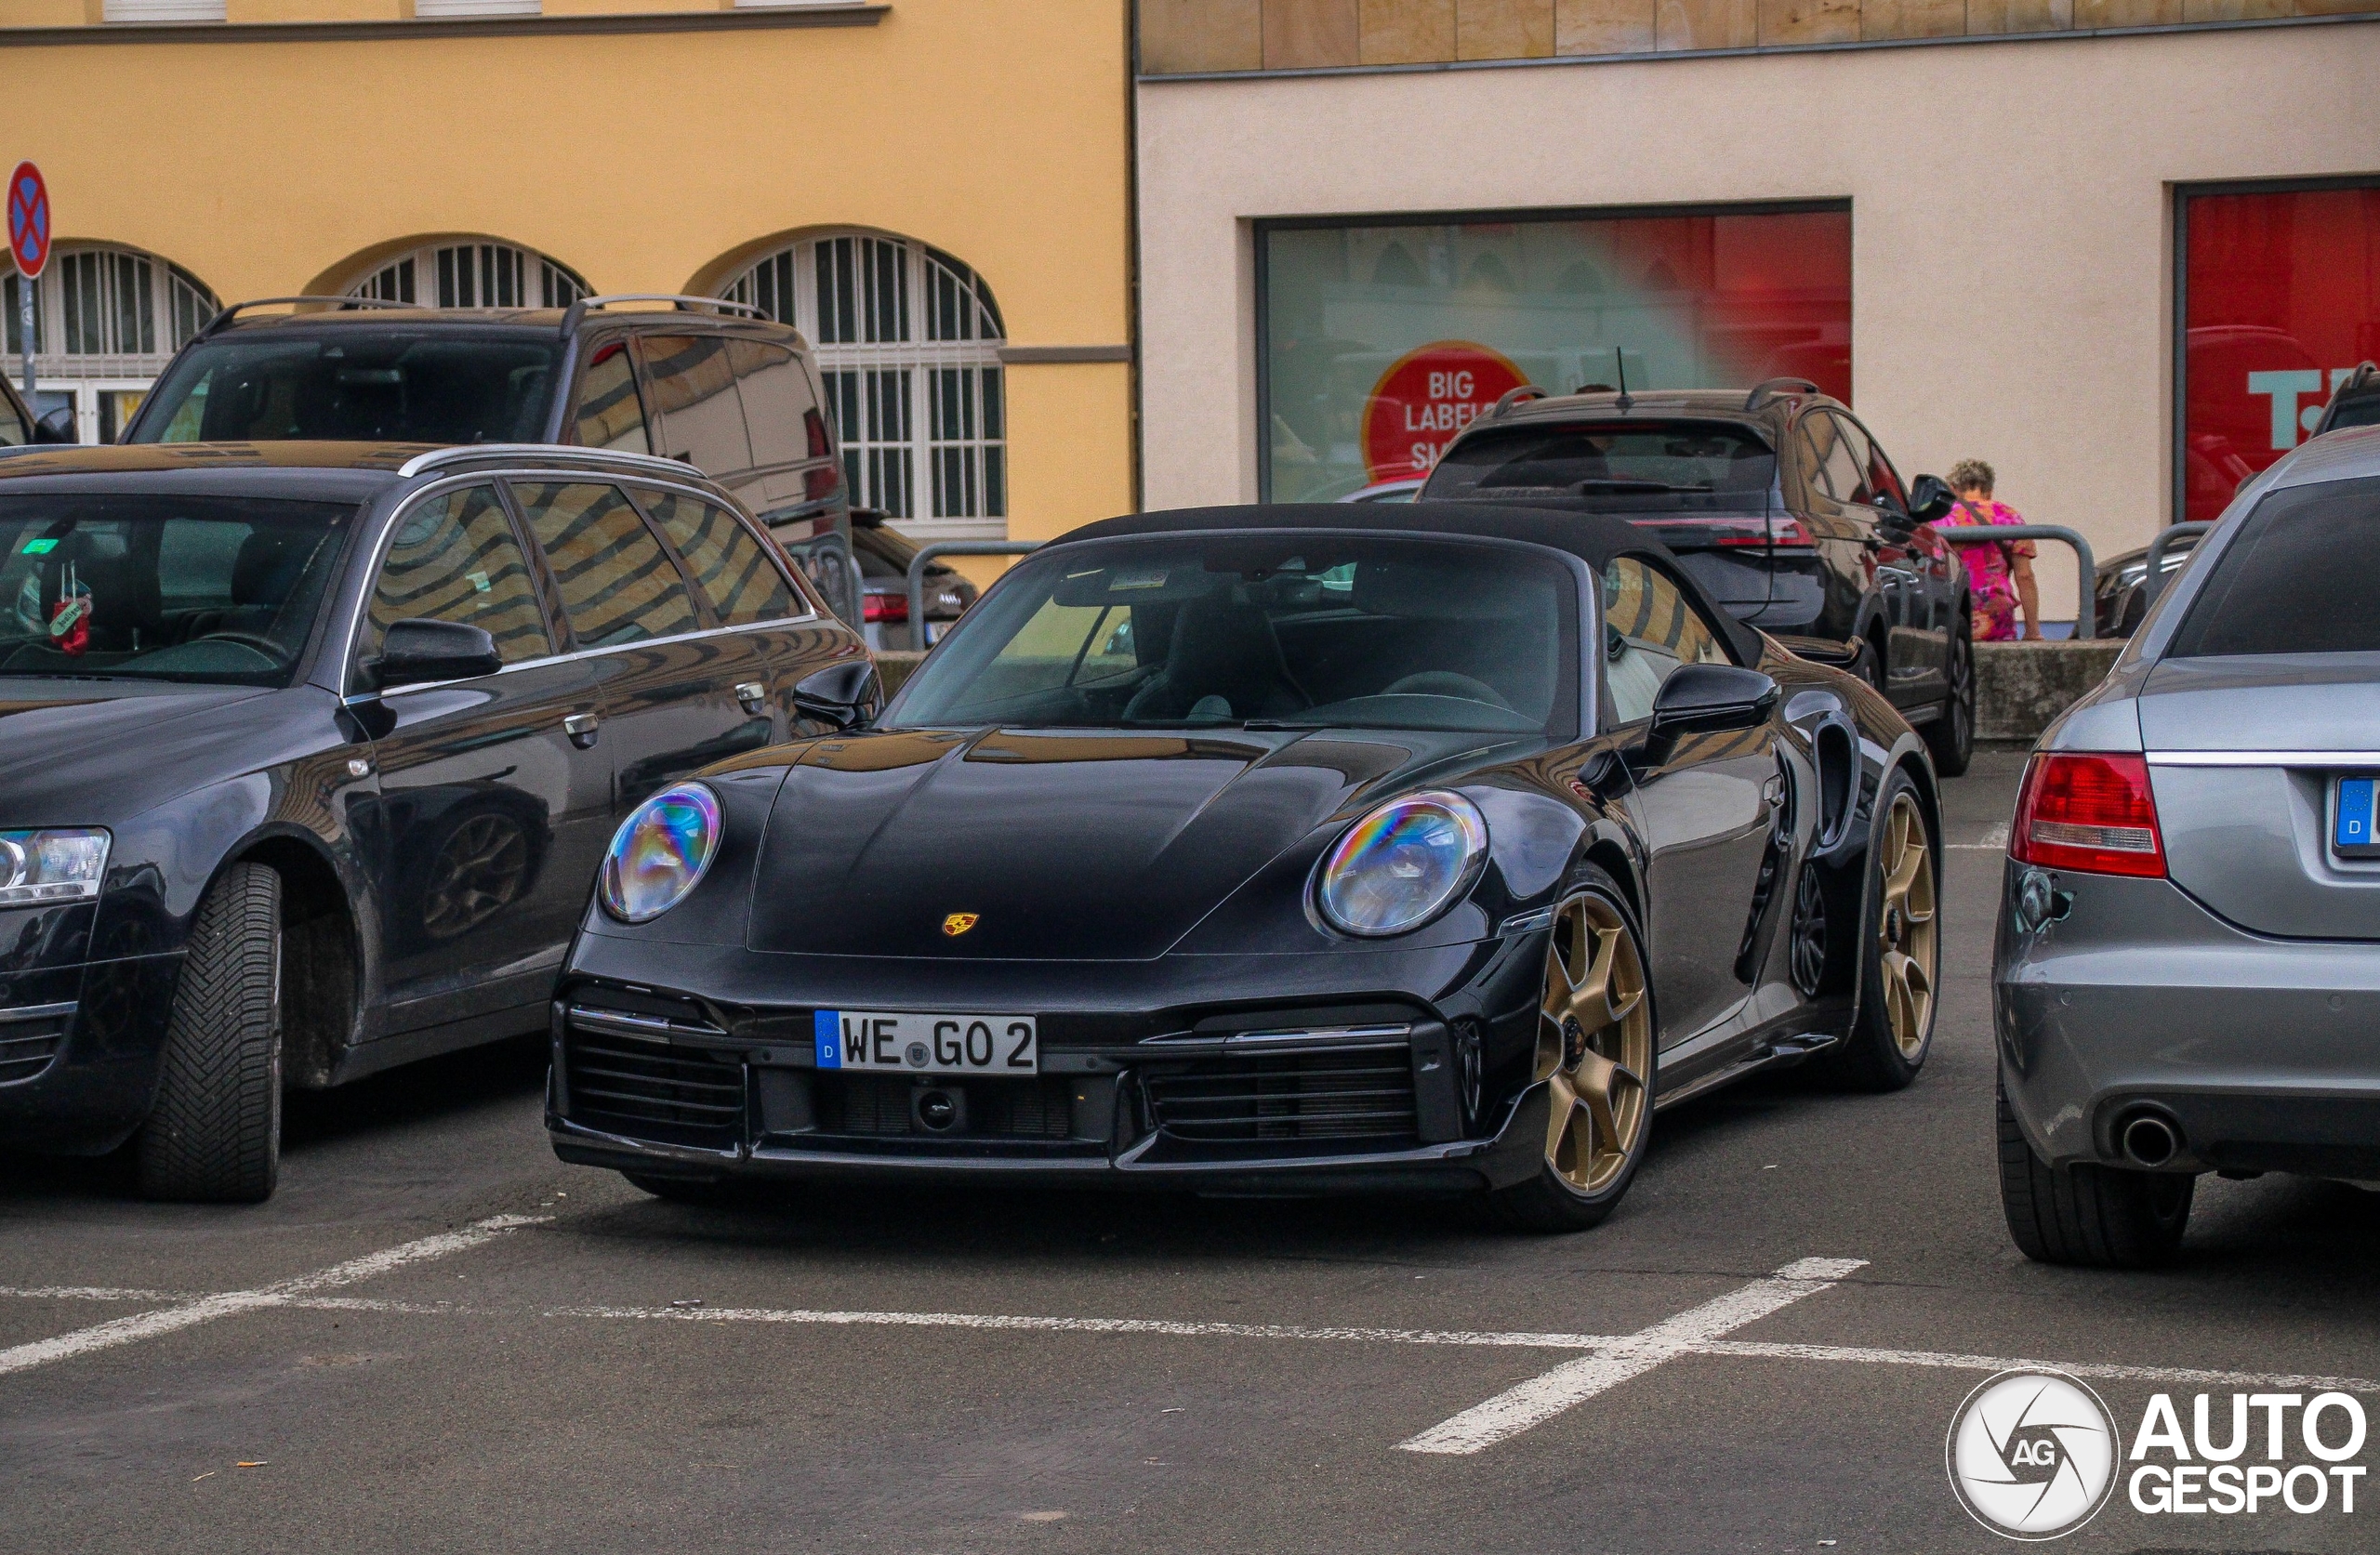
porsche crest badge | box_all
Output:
[941,913,980,937]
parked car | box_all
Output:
[2313,361,2380,436]
[549,501,1939,1230]
[0,369,76,453]
[2095,531,2202,638]
[0,441,869,1201]
[850,507,978,651]
[1415,381,1972,775]
[117,294,855,606]
[1996,422,2380,1267]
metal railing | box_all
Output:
[2138,521,2215,612]
[781,531,865,627]
[1936,523,2098,640]
[906,541,1041,646]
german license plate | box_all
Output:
[813,1009,1038,1074]
[2333,776,2380,857]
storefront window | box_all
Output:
[1259,207,1851,503]
[2181,184,2380,526]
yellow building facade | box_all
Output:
[0,0,1133,547]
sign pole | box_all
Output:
[18,277,31,402]
[7,161,49,421]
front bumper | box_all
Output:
[545,930,1553,1193]
[1995,862,2380,1178]
[0,953,181,1153]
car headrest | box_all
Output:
[1351,555,1549,620]
[232,527,312,606]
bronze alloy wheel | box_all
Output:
[1874,791,1937,1059]
[1535,890,1654,1195]
[422,813,531,941]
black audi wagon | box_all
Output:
[1419,382,1973,773]
[0,441,869,1200]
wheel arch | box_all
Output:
[223,830,366,1090]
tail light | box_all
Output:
[2010,753,2165,877]
[862,592,909,624]
[804,463,841,503]
[804,408,832,460]
[1644,517,1812,548]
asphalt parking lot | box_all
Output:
[4,747,2376,1554]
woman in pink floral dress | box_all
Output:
[1936,458,2043,641]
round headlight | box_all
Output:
[1315,790,1488,938]
[599,783,722,924]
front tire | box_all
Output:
[1491,869,1658,1232]
[1819,772,1937,1092]
[137,862,283,1203]
[1997,1077,2191,1268]
[1924,617,1975,777]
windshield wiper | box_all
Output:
[1241,719,1327,731]
[1571,479,1713,494]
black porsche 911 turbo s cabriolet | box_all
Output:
[548,502,1942,1230]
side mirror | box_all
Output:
[1644,664,1780,762]
[368,618,502,691]
[1908,474,1956,524]
[33,405,74,443]
[792,658,880,731]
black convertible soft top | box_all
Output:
[1056,501,1767,665]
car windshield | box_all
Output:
[130,332,564,445]
[0,494,354,686]
[2167,474,2380,657]
[889,534,1577,735]
[1423,421,1776,513]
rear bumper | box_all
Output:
[1995,863,2380,1177]
[0,954,181,1154]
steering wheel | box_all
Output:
[192,630,290,665]
[1382,671,1514,711]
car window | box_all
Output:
[132,333,563,444]
[638,335,752,473]
[1601,556,1731,724]
[0,494,352,686]
[512,481,701,648]
[365,485,551,669]
[0,393,26,447]
[1422,420,1776,514]
[1841,413,1908,508]
[727,340,817,469]
[2168,474,2380,656]
[571,340,650,455]
[637,490,800,626]
[1804,413,1870,505]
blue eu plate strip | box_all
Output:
[2338,779,2375,850]
[813,1008,842,1069]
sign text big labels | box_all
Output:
[1360,341,1525,484]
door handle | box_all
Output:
[734,681,768,715]
[563,711,601,749]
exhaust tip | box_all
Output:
[2119,1110,2181,1169]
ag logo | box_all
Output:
[941,913,979,937]
[1948,1370,2122,1540]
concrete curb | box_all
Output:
[872,641,2122,746]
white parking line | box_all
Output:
[1705,1339,2380,1396]
[1397,1257,1867,1455]
[553,1303,1629,1350]
[0,1214,543,1379]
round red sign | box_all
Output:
[7,162,49,280]
[1360,341,1526,484]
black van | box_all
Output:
[120,295,855,608]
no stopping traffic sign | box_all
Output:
[8,162,49,279]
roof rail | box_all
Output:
[2334,361,2379,397]
[1487,384,1551,419]
[559,293,769,336]
[199,296,411,339]
[1744,376,1821,412]
[394,442,707,481]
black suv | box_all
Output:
[0,441,875,1200]
[1419,380,1971,772]
[119,295,854,604]
[2315,362,2380,436]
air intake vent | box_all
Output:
[814,1074,1076,1140]
[562,1012,743,1151]
[1144,1047,1418,1145]
[0,1002,72,1086]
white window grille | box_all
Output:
[723,232,1006,535]
[101,0,226,21]
[3,244,220,441]
[344,241,587,310]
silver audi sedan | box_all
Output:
[1996,424,2380,1267]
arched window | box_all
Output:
[342,240,588,310]
[722,231,1006,528]
[3,243,220,441]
